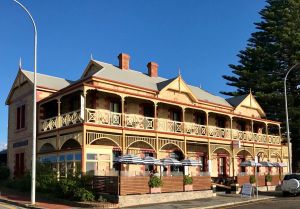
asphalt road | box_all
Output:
[0,202,24,209]
[223,196,300,209]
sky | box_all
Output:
[0,0,267,149]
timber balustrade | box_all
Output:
[38,108,281,145]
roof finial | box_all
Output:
[90,53,93,60]
[199,83,202,89]
[178,67,181,77]
[19,57,22,70]
[249,88,252,94]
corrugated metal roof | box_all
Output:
[21,69,73,90]
[91,60,232,107]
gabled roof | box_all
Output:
[21,69,73,90]
[226,94,248,107]
[82,60,232,107]
[6,69,73,105]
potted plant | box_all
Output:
[265,174,272,186]
[148,176,163,194]
[249,175,256,185]
[183,175,193,191]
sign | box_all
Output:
[232,140,241,149]
[184,166,189,176]
[241,183,253,198]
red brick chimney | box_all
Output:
[118,53,130,70]
[147,62,158,77]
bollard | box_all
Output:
[211,184,217,196]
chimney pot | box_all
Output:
[147,62,158,77]
[118,53,130,70]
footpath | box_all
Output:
[0,189,280,209]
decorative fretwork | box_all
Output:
[86,131,122,148]
[208,126,231,139]
[86,108,121,126]
[60,132,83,149]
[39,116,59,132]
[268,135,281,145]
[157,118,183,133]
[37,136,56,152]
[232,130,252,141]
[185,122,206,136]
[61,110,82,127]
[125,136,156,151]
[158,138,185,153]
[255,148,268,158]
[210,144,232,157]
[270,149,282,159]
[253,133,268,144]
[234,146,254,158]
[124,114,154,130]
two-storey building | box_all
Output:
[6,53,288,179]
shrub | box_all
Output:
[183,175,193,185]
[36,163,57,192]
[0,165,10,180]
[265,174,272,182]
[6,172,31,192]
[148,176,163,188]
[249,175,256,184]
[73,187,95,201]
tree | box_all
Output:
[222,0,300,171]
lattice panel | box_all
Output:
[158,138,185,153]
[86,131,121,148]
[125,136,156,151]
[60,132,83,149]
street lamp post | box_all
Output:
[13,0,37,205]
[284,63,300,174]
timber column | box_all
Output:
[121,96,126,154]
[81,88,87,173]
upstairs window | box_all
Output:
[16,104,26,130]
[110,101,120,113]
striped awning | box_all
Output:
[115,154,144,164]
[272,162,287,167]
[160,158,182,166]
[181,159,202,166]
[240,160,262,167]
[260,161,274,167]
[143,156,162,165]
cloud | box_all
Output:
[0,143,7,151]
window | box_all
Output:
[218,157,226,176]
[144,106,154,117]
[110,101,120,113]
[16,105,26,130]
[14,153,25,177]
[195,114,205,125]
[172,111,181,122]
[199,156,206,171]
[217,117,226,128]
[239,158,246,172]
[144,152,154,172]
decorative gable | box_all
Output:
[234,93,265,118]
[81,60,103,79]
[158,76,198,104]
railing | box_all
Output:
[39,108,281,145]
[124,113,154,130]
[85,108,121,127]
[39,116,58,132]
[185,122,206,136]
[39,110,82,132]
[208,126,231,139]
[157,118,183,133]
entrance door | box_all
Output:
[218,157,226,177]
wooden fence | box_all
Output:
[236,175,280,187]
[93,175,212,196]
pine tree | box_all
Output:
[222,0,300,171]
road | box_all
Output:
[0,202,24,209]
[223,196,300,209]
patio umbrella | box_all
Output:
[160,158,182,166]
[272,162,287,167]
[116,154,144,164]
[143,156,162,165]
[260,161,274,167]
[181,159,202,166]
[240,160,262,167]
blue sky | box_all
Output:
[0,0,266,148]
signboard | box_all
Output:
[232,140,241,149]
[241,183,253,198]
